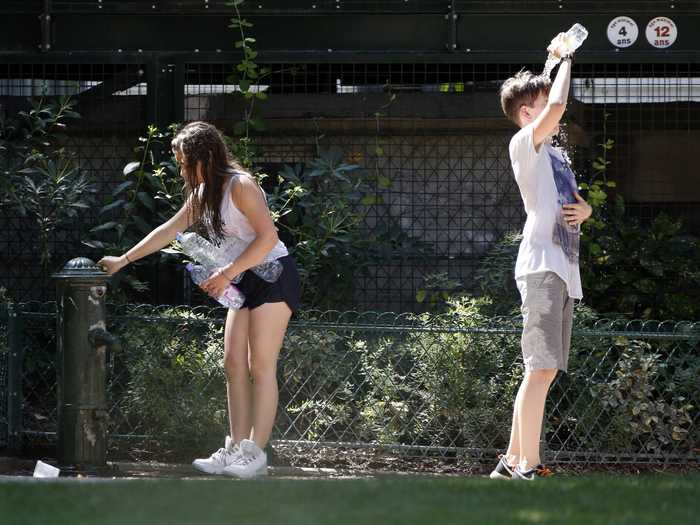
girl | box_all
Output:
[99,121,300,479]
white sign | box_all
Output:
[646,16,677,49]
[607,16,639,48]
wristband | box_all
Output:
[222,269,234,281]
[124,253,133,263]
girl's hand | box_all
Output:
[97,255,128,276]
[563,192,592,227]
[200,268,232,298]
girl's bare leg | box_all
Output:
[247,301,292,448]
[223,307,253,443]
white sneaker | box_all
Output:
[192,436,240,475]
[222,439,267,479]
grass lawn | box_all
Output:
[1,474,697,525]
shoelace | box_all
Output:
[212,447,238,465]
[235,452,257,466]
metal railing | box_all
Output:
[5,1,697,14]
[1,302,698,468]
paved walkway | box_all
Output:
[0,456,417,481]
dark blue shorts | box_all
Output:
[236,255,301,314]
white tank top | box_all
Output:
[217,173,288,262]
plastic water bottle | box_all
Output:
[563,23,589,55]
[186,263,245,309]
[216,236,284,283]
[542,23,589,77]
[177,231,283,283]
[249,260,283,282]
[177,232,223,269]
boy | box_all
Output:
[490,34,592,480]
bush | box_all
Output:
[104,304,698,460]
[581,203,700,319]
[109,307,227,455]
[589,341,695,453]
[0,95,97,270]
[268,147,426,309]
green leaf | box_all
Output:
[249,117,267,131]
[133,215,152,235]
[233,121,247,135]
[377,176,392,189]
[239,79,251,92]
[82,240,107,249]
[90,221,119,233]
[99,199,125,215]
[416,290,427,303]
[111,180,133,196]
[137,192,155,212]
[361,195,381,206]
[123,161,142,177]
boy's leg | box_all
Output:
[516,272,568,470]
[504,383,524,466]
[515,368,557,469]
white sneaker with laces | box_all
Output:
[223,439,268,479]
[192,436,240,475]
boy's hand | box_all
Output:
[563,192,592,227]
[547,33,569,58]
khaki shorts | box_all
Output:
[517,272,574,372]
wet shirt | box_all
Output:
[508,124,582,299]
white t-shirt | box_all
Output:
[509,124,582,299]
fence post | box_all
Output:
[53,257,116,470]
[6,303,25,455]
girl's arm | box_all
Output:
[98,198,194,275]
[200,176,279,297]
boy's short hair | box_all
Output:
[499,70,551,126]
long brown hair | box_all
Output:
[171,121,244,241]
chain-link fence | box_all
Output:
[1,302,698,468]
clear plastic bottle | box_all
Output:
[562,23,589,55]
[186,263,245,309]
[176,232,223,269]
[542,23,589,77]
[177,231,283,283]
[217,236,284,283]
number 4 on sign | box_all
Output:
[607,16,639,49]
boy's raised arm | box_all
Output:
[532,36,573,148]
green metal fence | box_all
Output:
[1,302,698,468]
